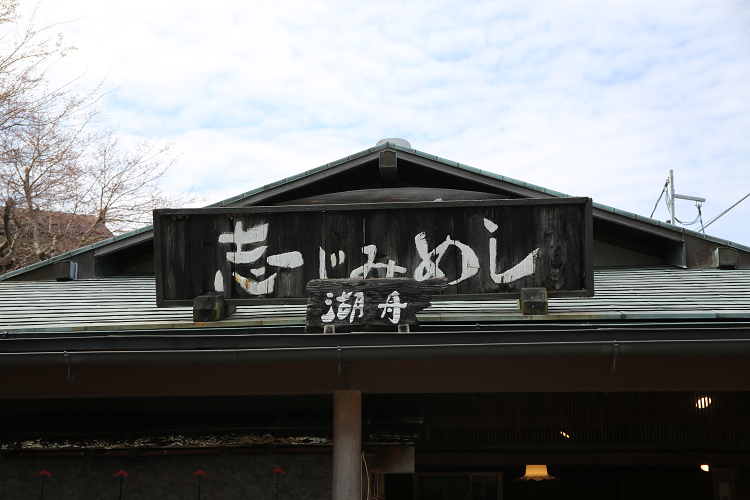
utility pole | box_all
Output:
[670,170,675,225]
[669,170,706,225]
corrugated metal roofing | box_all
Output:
[1,266,749,334]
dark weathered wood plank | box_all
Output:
[188,214,233,298]
[306,277,448,329]
[274,187,508,206]
[585,198,594,295]
[154,196,592,216]
[155,198,593,306]
[323,211,366,281]
[159,215,191,301]
[153,213,166,307]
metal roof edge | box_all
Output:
[0,316,307,335]
[205,143,389,208]
[592,203,750,252]
[0,223,155,281]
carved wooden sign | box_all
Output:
[306,277,448,330]
[154,198,593,306]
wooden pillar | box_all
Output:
[333,390,361,500]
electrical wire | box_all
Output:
[650,179,669,218]
[664,192,701,225]
[361,451,370,500]
[678,215,701,226]
[677,215,701,226]
[703,191,750,229]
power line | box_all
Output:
[704,191,750,229]
[650,179,669,218]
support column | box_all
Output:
[669,169,675,225]
[333,390,361,500]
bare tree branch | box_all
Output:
[0,1,196,274]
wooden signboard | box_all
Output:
[306,277,448,330]
[154,197,593,306]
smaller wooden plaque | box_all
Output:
[306,278,448,330]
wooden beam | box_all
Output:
[193,294,236,322]
[518,288,548,315]
[333,390,361,500]
[379,151,398,187]
[3,354,750,398]
[275,187,508,205]
[417,451,750,466]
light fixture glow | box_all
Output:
[700,465,710,472]
[560,431,570,438]
[697,397,712,409]
[515,465,558,481]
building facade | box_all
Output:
[1,142,750,500]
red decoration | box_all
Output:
[37,470,51,477]
[272,467,286,475]
[115,470,129,477]
[194,469,207,477]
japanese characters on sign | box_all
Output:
[305,278,448,329]
[212,218,537,295]
[154,198,592,306]
[321,291,365,323]
[214,221,304,295]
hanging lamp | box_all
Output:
[515,465,558,481]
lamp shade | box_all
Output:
[515,465,558,481]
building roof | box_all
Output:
[2,141,748,282]
[2,266,749,335]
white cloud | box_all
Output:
[16,0,750,244]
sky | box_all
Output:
[17,0,750,244]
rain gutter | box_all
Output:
[2,338,750,367]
